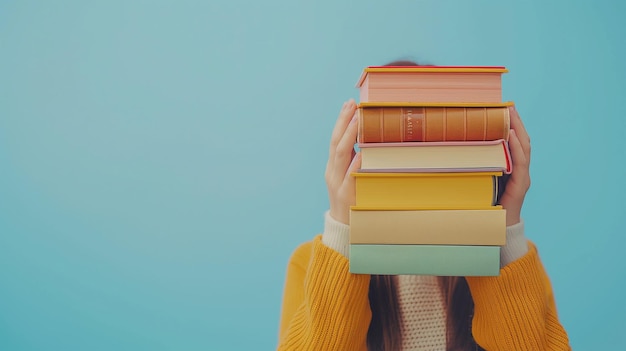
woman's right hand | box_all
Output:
[325,99,361,225]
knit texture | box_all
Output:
[322,210,351,258]
[466,243,572,350]
[278,237,372,351]
[500,219,529,266]
[396,275,446,351]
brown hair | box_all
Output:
[365,59,485,351]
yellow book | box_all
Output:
[353,171,501,209]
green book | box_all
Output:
[349,244,501,276]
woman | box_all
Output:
[277,61,571,351]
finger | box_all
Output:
[329,101,349,159]
[508,129,528,181]
[328,147,356,183]
[509,106,531,162]
[327,100,356,183]
[324,157,332,183]
[509,106,530,144]
[333,113,359,180]
[329,99,357,155]
[344,151,362,184]
[509,106,530,140]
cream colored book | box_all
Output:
[349,208,506,245]
[359,139,511,173]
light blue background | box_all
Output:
[1,0,624,350]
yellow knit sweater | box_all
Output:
[277,235,571,351]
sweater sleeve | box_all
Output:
[321,210,351,258]
[277,235,372,351]
[500,220,529,267]
[466,242,571,350]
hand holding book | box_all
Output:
[325,99,361,225]
[497,106,531,226]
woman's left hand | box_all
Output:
[499,106,532,226]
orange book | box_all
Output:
[356,66,507,103]
[358,102,512,143]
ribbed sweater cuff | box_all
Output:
[501,219,530,267]
[322,210,351,259]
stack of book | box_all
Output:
[349,66,513,276]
